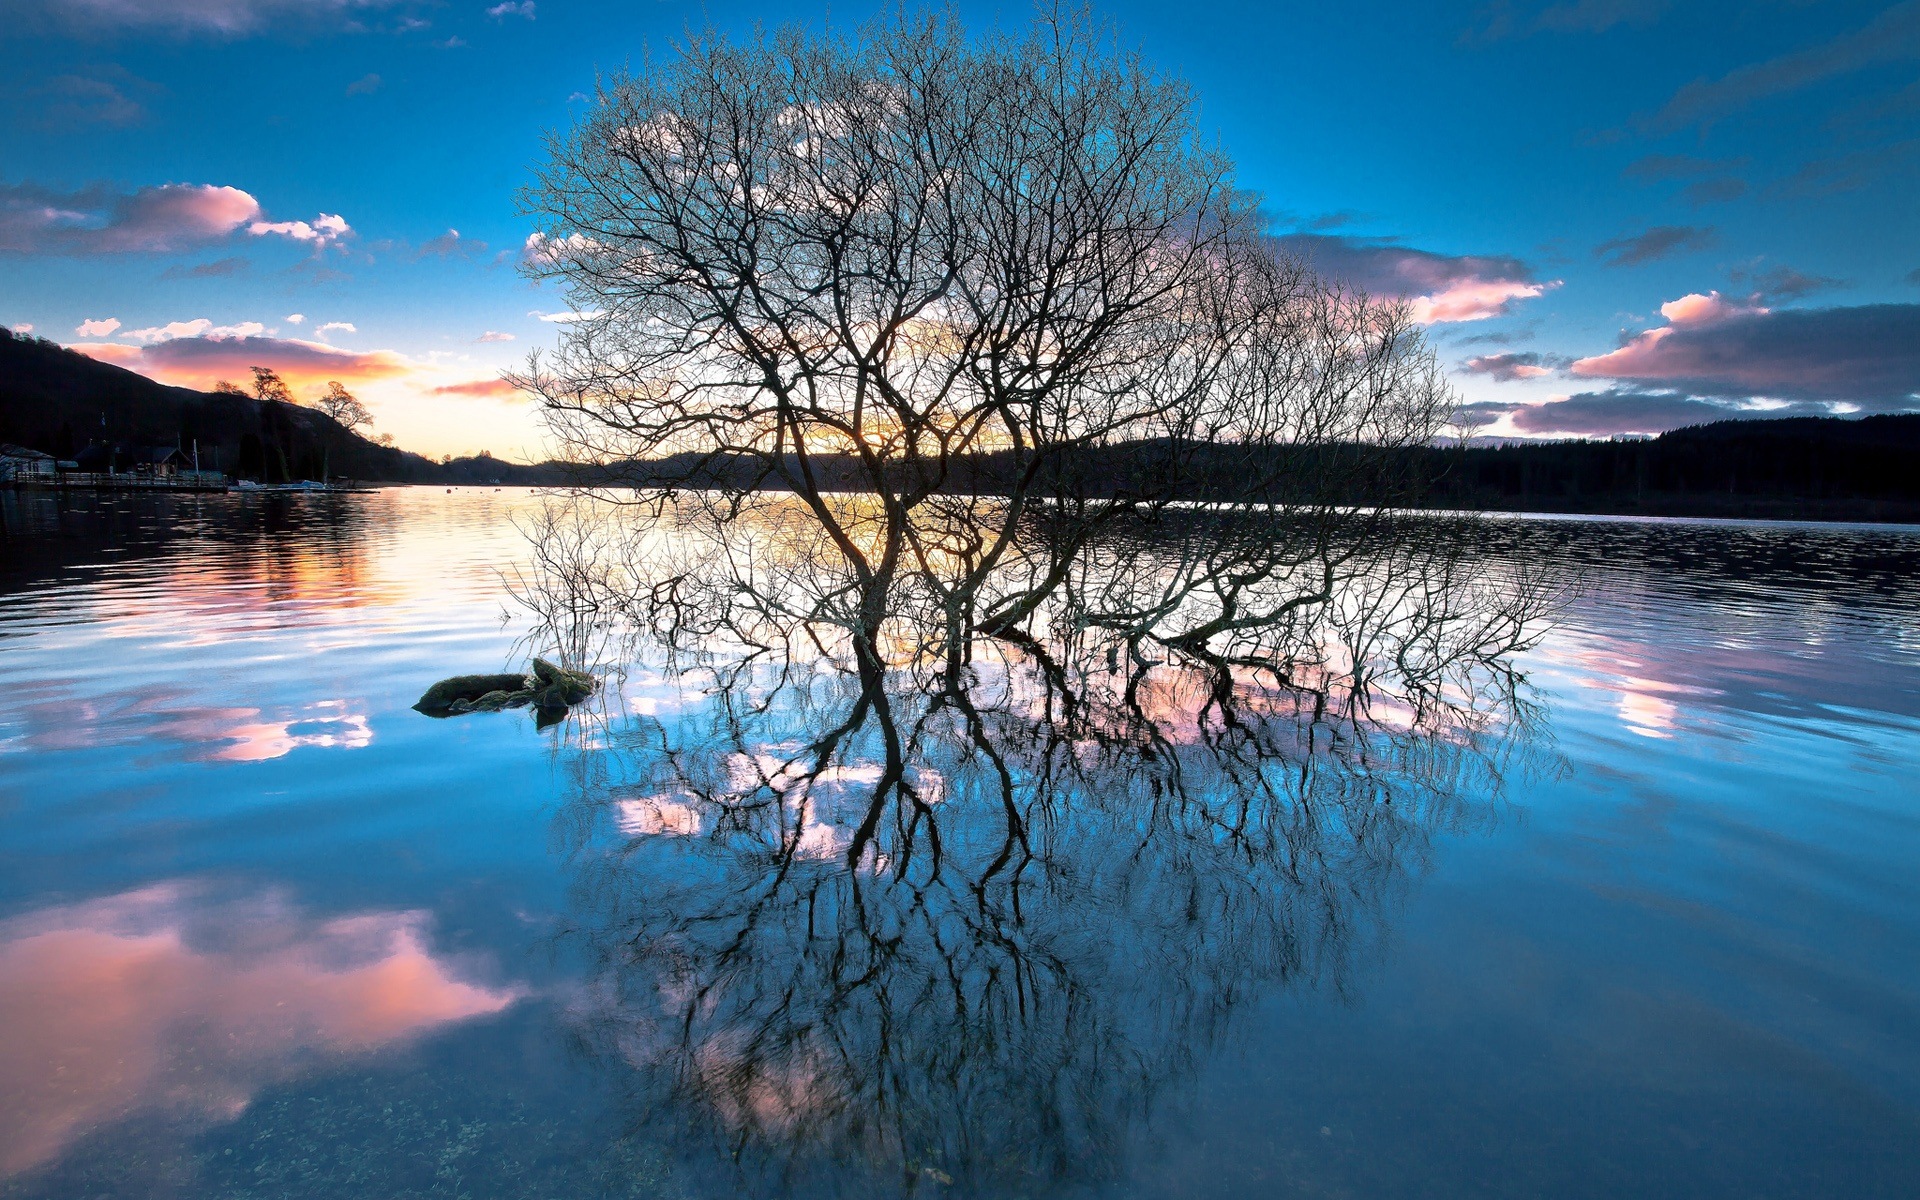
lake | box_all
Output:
[2,488,1917,1199]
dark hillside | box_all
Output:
[1420,414,1920,520]
[0,327,441,483]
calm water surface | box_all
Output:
[1,489,1916,1198]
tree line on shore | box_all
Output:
[7,325,1914,517]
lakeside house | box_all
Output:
[5,441,225,492]
[73,442,193,476]
[0,443,56,483]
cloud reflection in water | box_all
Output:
[0,884,522,1178]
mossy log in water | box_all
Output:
[413,659,597,719]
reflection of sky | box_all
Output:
[1,685,370,763]
[0,884,520,1178]
[1514,519,1920,741]
[1,497,1918,1195]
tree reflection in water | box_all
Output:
[520,497,1561,1196]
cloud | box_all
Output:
[248,211,351,247]
[1,182,348,256]
[528,308,606,323]
[158,255,249,279]
[416,228,487,258]
[73,317,120,337]
[30,67,161,128]
[1727,261,1846,304]
[1450,327,1535,347]
[1505,390,1797,436]
[345,72,381,96]
[1619,154,1747,206]
[486,1,535,18]
[1593,225,1714,267]
[1,182,257,254]
[0,0,410,37]
[1571,294,1920,408]
[1775,136,1920,198]
[11,324,33,334]
[121,317,267,344]
[1681,178,1746,205]
[476,330,514,342]
[1621,153,1744,182]
[1267,208,1367,232]
[1461,351,1562,381]
[1272,233,1557,323]
[431,378,525,398]
[1653,1,1920,130]
[314,321,357,338]
[521,230,600,266]
[74,333,413,389]
[1464,0,1670,42]
[284,312,304,324]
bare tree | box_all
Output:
[518,7,1456,671]
[314,380,374,435]
[248,366,293,405]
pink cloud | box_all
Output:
[74,317,120,337]
[0,183,259,254]
[1657,289,1764,326]
[0,885,518,1178]
[431,377,525,398]
[73,333,413,389]
[1411,279,1553,324]
[2,182,350,257]
[1274,233,1556,324]
[1571,296,1920,406]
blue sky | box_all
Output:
[3,0,1916,460]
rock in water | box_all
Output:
[414,672,531,714]
[530,657,597,708]
[414,662,598,719]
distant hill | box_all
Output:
[1421,414,1920,520]
[0,326,444,482]
[0,327,570,485]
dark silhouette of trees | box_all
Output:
[314,381,374,436]
[249,366,293,405]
